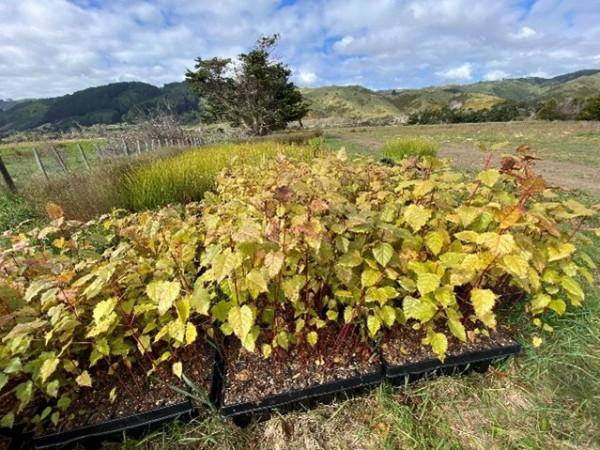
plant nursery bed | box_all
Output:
[31,339,217,449]
[220,338,383,419]
[381,327,521,383]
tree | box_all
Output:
[185,34,309,136]
[577,94,600,120]
[536,98,563,121]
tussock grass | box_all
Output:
[120,142,312,211]
[381,137,438,161]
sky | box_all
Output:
[1,0,599,100]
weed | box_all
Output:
[381,137,438,161]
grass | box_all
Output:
[381,137,438,161]
[326,120,600,168]
[120,142,312,211]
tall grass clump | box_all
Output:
[382,137,438,161]
[120,142,312,211]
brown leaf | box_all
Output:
[274,186,295,203]
[235,369,252,381]
[45,202,64,220]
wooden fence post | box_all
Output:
[33,148,49,181]
[136,140,141,154]
[77,144,91,170]
[94,143,103,159]
[122,139,130,156]
[50,146,68,173]
[0,156,17,193]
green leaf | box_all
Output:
[39,357,60,384]
[307,331,318,347]
[367,315,381,338]
[404,296,437,323]
[16,381,33,412]
[417,273,440,296]
[477,169,500,187]
[1,412,14,429]
[434,287,456,308]
[338,250,363,268]
[0,374,8,392]
[470,289,497,326]
[75,371,92,388]
[373,243,394,267]
[403,204,431,232]
[361,269,381,288]
[147,280,181,315]
[172,362,183,379]
[228,305,255,341]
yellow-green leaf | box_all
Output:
[501,254,529,279]
[40,357,60,384]
[16,381,33,413]
[338,250,363,268]
[478,232,516,256]
[75,371,92,388]
[379,305,396,327]
[185,322,198,344]
[561,276,584,304]
[471,289,496,324]
[373,242,394,267]
[212,249,238,282]
[361,269,381,288]
[548,299,566,315]
[477,169,500,187]
[429,331,448,361]
[532,336,542,347]
[147,280,181,316]
[228,305,255,340]
[417,273,440,296]
[367,316,381,338]
[1,412,14,429]
[425,231,444,256]
[404,296,437,323]
[189,285,211,316]
[403,204,431,232]
[447,313,466,342]
[246,269,268,298]
[307,331,318,347]
[172,362,183,379]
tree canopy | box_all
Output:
[185,34,309,136]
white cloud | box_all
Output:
[436,63,474,81]
[1,0,600,99]
[483,70,509,81]
[296,70,319,85]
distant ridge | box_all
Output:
[1,69,599,135]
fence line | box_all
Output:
[0,136,204,193]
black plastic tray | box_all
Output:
[32,399,194,449]
[220,366,384,419]
[383,339,522,382]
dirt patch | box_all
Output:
[439,144,600,196]
[335,134,600,196]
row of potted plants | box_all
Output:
[0,146,597,445]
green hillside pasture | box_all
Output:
[301,86,401,119]
[326,120,600,168]
[120,142,313,211]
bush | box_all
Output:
[382,138,438,161]
[0,192,39,232]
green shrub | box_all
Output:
[382,138,438,161]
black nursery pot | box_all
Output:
[381,328,521,384]
[31,339,219,449]
[219,340,384,421]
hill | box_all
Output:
[0,81,201,136]
[2,69,599,135]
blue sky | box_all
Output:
[1,0,599,99]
